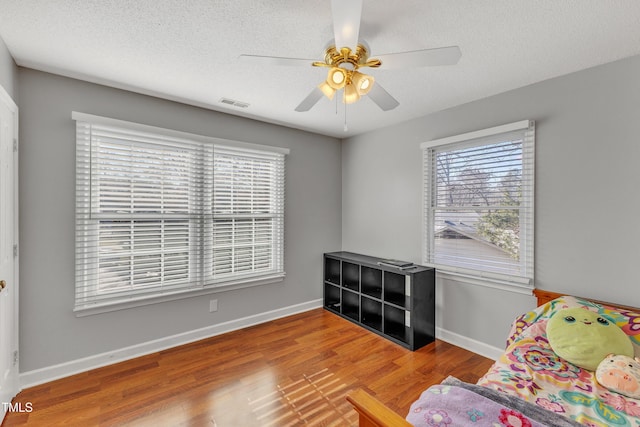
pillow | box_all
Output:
[596,353,640,399]
[547,307,633,371]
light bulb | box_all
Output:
[326,68,348,90]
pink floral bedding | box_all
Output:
[477,295,640,426]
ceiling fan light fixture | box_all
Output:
[343,83,361,104]
[351,71,374,95]
[318,81,336,100]
[326,67,347,89]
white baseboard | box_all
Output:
[20,299,323,389]
[436,327,503,361]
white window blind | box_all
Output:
[210,147,285,281]
[421,120,535,284]
[74,113,287,312]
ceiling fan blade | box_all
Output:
[238,54,315,67]
[295,87,324,112]
[375,46,461,69]
[368,83,400,111]
[331,0,362,51]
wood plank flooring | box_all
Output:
[2,309,494,426]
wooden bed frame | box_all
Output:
[346,289,639,427]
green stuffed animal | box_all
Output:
[547,307,633,371]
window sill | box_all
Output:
[432,267,533,296]
[74,274,285,317]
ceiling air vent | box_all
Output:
[219,98,250,108]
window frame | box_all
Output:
[73,112,289,316]
[421,120,535,291]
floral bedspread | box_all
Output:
[477,295,640,427]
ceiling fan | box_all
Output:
[239,0,461,112]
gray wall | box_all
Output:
[18,68,342,372]
[0,34,18,100]
[342,54,640,350]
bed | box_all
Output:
[347,290,640,427]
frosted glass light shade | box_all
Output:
[318,81,336,100]
[352,71,374,95]
[343,84,360,104]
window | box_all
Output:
[421,120,534,286]
[74,112,288,314]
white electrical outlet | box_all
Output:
[209,299,218,312]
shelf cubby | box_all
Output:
[342,262,360,291]
[384,304,410,344]
[361,296,383,332]
[384,271,409,309]
[341,288,360,322]
[361,266,382,299]
[324,282,341,313]
[324,256,341,285]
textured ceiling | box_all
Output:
[1,0,640,138]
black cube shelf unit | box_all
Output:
[323,251,435,351]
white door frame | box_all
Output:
[0,83,19,421]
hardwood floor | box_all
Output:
[2,309,494,426]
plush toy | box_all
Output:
[547,307,633,371]
[596,353,640,399]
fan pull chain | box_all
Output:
[344,99,348,132]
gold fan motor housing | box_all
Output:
[312,44,382,70]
